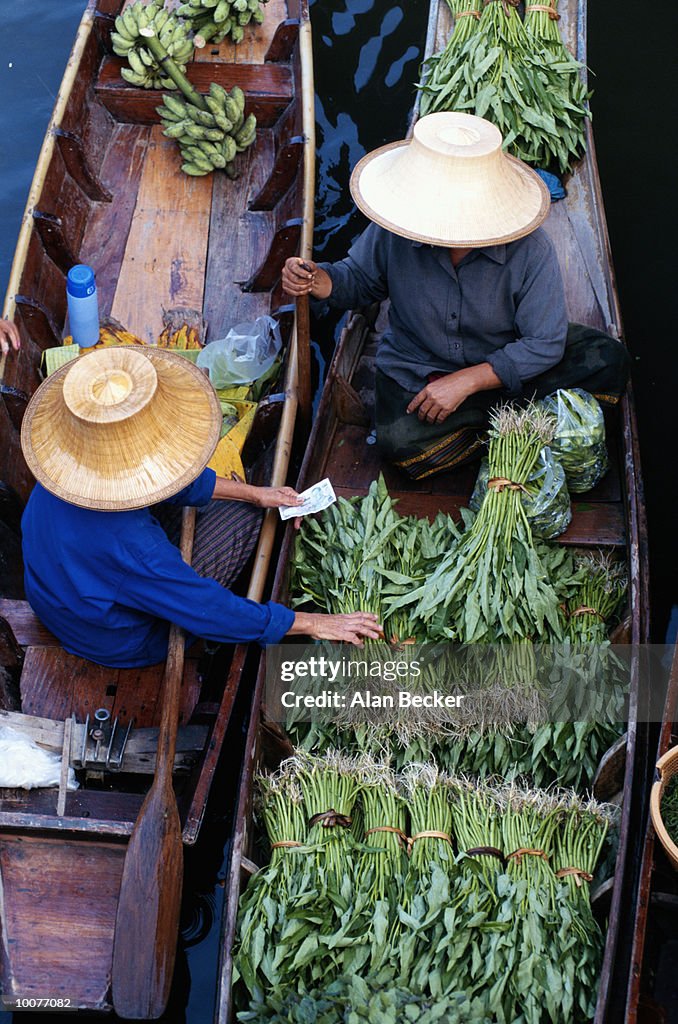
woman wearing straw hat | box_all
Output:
[20,346,381,666]
[282,112,629,479]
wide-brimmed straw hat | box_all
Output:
[21,346,222,511]
[350,112,550,247]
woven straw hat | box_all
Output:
[350,112,550,247]
[21,346,222,510]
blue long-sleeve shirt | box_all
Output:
[21,470,294,668]
[318,223,568,396]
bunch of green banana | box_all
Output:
[177,0,266,48]
[157,82,257,177]
[111,1,194,90]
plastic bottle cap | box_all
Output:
[67,264,96,298]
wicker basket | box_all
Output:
[650,745,678,871]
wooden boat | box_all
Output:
[626,644,678,1022]
[0,0,314,1012]
[214,0,651,1020]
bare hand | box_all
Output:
[308,612,383,645]
[288,611,383,645]
[0,319,20,356]
[407,373,473,424]
[251,485,303,510]
[281,257,332,300]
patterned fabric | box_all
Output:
[376,324,631,480]
[155,499,262,588]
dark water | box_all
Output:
[0,1,675,1020]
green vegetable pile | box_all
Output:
[419,0,591,174]
[233,754,615,1023]
[538,389,609,493]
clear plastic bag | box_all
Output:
[538,388,608,493]
[196,315,282,388]
[0,725,79,789]
[470,445,572,539]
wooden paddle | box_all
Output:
[111,506,197,1019]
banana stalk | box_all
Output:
[140,30,208,111]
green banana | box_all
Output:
[184,123,208,140]
[231,25,244,44]
[114,15,135,41]
[237,12,252,26]
[111,32,134,55]
[121,66,147,87]
[163,119,193,138]
[214,0,231,22]
[221,135,237,162]
[164,94,189,119]
[234,112,256,146]
[127,49,146,75]
[182,162,211,176]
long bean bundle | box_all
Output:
[234,756,616,1022]
[390,405,563,642]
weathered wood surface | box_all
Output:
[19,646,202,729]
[110,127,212,343]
[0,833,124,1008]
[78,123,151,319]
[95,59,292,129]
[194,0,289,65]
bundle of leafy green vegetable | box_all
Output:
[419,0,591,174]
[234,757,615,1023]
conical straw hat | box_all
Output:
[350,112,550,247]
[21,346,222,510]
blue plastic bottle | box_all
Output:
[67,265,100,348]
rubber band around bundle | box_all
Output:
[556,866,594,887]
[465,846,506,863]
[569,605,604,619]
[525,3,560,19]
[271,840,304,850]
[408,830,453,854]
[487,476,529,494]
[456,9,481,18]
[507,847,549,863]
[365,825,410,851]
[308,808,353,829]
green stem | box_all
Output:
[142,31,207,110]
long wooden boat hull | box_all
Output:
[215,0,650,1021]
[0,0,314,1011]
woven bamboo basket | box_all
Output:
[650,745,678,871]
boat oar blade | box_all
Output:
[111,780,183,1019]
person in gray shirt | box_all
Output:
[282,113,629,479]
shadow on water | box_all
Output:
[0,2,675,1021]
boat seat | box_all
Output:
[0,599,201,727]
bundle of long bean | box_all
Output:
[419,0,589,173]
[234,757,617,1022]
[552,796,609,1022]
[390,405,563,643]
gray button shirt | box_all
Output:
[319,223,568,396]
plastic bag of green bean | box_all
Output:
[538,388,608,493]
[470,445,571,539]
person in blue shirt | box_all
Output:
[20,345,381,668]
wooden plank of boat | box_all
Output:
[214,1,650,1020]
[626,644,678,1022]
[0,0,315,1012]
